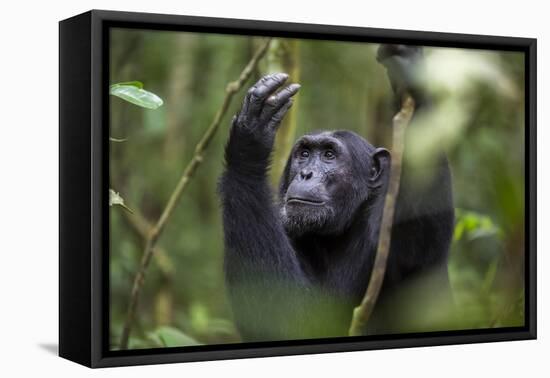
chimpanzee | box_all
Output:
[218,44,454,341]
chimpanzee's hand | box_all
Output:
[226,73,300,172]
[377,44,425,104]
[234,73,300,148]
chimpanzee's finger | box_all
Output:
[267,99,293,131]
[240,74,274,114]
[259,83,300,124]
[247,73,289,116]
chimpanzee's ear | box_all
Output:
[369,147,391,187]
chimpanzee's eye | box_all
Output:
[324,150,335,160]
[300,150,310,158]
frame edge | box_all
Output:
[59,11,94,368]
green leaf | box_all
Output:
[111,81,143,89]
[148,326,200,347]
[207,318,237,335]
[190,303,209,333]
[109,188,133,213]
[109,137,127,143]
[453,208,502,242]
[110,84,163,109]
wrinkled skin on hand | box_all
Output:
[225,73,301,173]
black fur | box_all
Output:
[218,46,454,341]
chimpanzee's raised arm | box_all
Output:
[219,73,309,340]
[377,44,428,109]
[364,45,455,334]
[377,43,453,248]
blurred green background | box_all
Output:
[109,28,525,350]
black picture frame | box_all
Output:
[59,9,537,368]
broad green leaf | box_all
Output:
[109,188,133,213]
[110,84,163,109]
[148,326,200,347]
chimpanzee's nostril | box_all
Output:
[300,170,313,180]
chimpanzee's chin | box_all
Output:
[281,204,333,237]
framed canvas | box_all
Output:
[59,10,537,368]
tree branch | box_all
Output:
[118,38,272,349]
[120,207,174,277]
[348,93,416,336]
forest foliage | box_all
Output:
[109,29,525,350]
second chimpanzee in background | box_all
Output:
[219,44,454,341]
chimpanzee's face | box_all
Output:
[280,131,389,237]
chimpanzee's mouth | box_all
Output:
[286,197,326,206]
